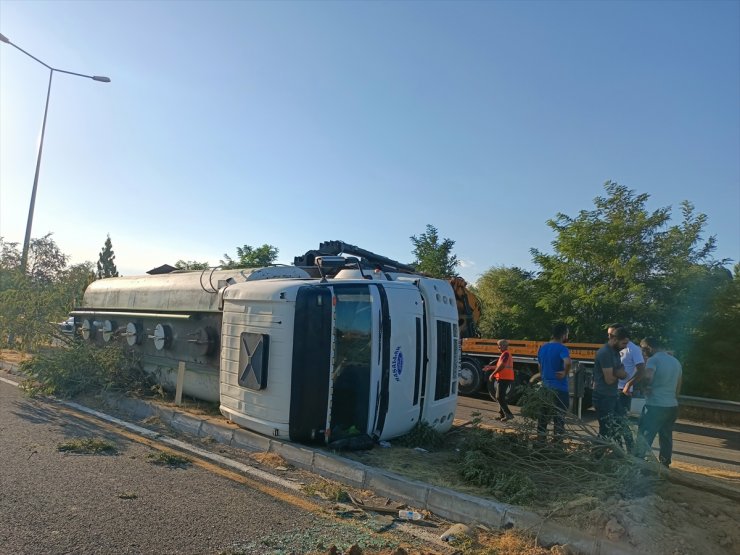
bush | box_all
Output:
[19,340,153,398]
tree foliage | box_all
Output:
[175,260,210,270]
[473,181,735,399]
[681,264,740,400]
[221,244,279,269]
[410,224,459,278]
[475,266,548,339]
[530,182,726,343]
[96,235,119,279]
[0,236,94,350]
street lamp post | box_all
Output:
[0,33,110,274]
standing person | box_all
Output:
[488,340,515,422]
[535,323,572,440]
[608,324,646,451]
[592,327,629,441]
[635,337,682,467]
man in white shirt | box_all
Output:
[607,324,645,451]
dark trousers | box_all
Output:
[490,379,514,418]
[537,388,570,438]
[614,392,634,450]
[592,393,619,441]
[637,405,678,467]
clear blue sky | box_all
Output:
[1,0,738,283]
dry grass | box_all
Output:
[250,451,289,468]
[0,349,32,365]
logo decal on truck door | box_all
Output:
[392,346,404,381]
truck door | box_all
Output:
[327,283,383,443]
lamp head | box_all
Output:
[0,33,10,44]
[92,75,111,83]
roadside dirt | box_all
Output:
[346,431,740,555]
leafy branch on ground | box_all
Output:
[57,437,117,455]
[456,388,657,506]
[394,420,446,449]
[147,451,191,467]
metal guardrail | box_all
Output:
[678,395,740,413]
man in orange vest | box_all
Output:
[488,339,515,422]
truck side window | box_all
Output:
[435,320,453,401]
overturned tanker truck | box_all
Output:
[72,244,460,446]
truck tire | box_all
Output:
[458,358,482,396]
[507,370,534,406]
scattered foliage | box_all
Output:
[147,451,191,467]
[456,389,653,506]
[394,420,446,450]
[57,437,117,455]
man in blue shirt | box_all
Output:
[536,322,572,439]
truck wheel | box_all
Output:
[507,372,532,406]
[458,359,482,396]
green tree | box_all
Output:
[0,236,92,350]
[25,234,69,285]
[681,264,739,400]
[96,235,119,279]
[175,260,210,270]
[475,266,549,339]
[410,224,458,278]
[221,244,278,269]
[530,181,724,343]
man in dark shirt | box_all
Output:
[592,327,629,440]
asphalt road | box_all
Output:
[457,393,740,473]
[0,379,444,555]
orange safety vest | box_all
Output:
[495,351,515,381]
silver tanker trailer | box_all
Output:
[72,258,460,446]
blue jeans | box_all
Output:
[537,388,570,438]
[636,405,678,466]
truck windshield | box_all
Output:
[330,285,372,439]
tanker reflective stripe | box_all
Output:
[288,286,332,443]
[238,332,269,390]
